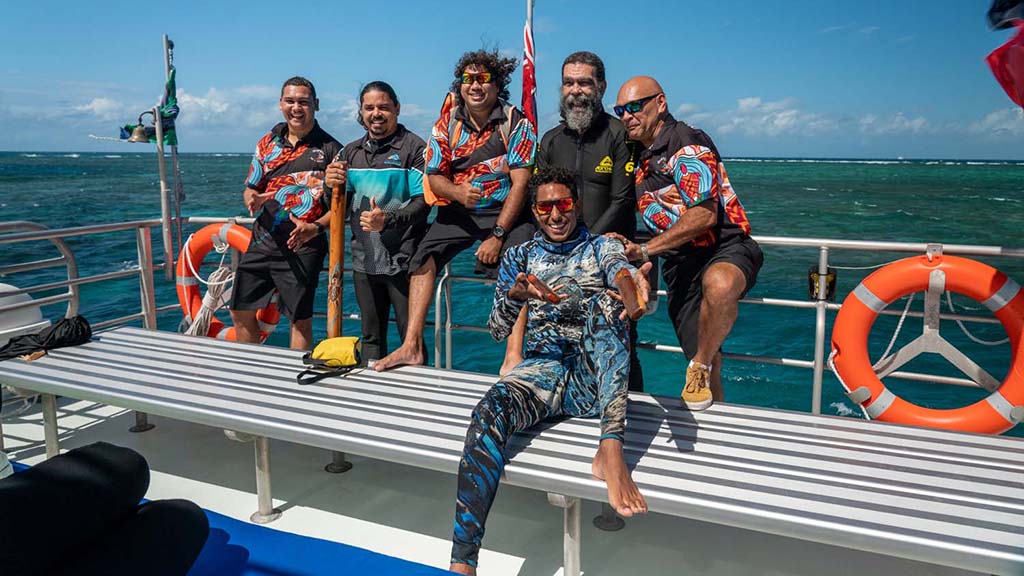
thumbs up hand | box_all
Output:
[360,196,386,232]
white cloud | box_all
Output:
[176,86,279,129]
[690,96,838,137]
[969,107,1024,136]
[72,97,127,121]
[676,103,700,115]
[858,26,880,35]
[858,112,929,135]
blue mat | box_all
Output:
[9,461,449,575]
[189,508,452,576]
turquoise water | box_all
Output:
[2,152,1023,436]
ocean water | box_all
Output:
[2,151,1023,437]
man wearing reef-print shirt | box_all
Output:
[374,49,538,372]
[230,76,342,351]
[608,76,763,412]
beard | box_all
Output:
[560,92,602,133]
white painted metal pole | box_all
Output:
[153,106,173,282]
[42,394,59,458]
[811,246,829,414]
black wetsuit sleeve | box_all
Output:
[384,196,429,230]
[589,131,637,238]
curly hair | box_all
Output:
[449,49,519,106]
[528,165,579,205]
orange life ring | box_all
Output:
[831,254,1024,434]
[175,223,280,343]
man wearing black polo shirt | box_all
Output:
[512,51,646,390]
[230,76,342,351]
[325,81,429,363]
[610,76,763,411]
[375,49,538,372]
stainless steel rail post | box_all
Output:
[444,265,454,370]
[593,502,624,531]
[811,246,829,414]
[434,266,449,368]
[251,436,282,524]
[547,493,582,576]
[130,226,157,433]
[42,394,59,458]
[325,450,353,474]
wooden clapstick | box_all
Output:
[527,274,561,304]
[614,269,646,320]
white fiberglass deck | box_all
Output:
[1,326,1023,575]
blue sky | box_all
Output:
[2,0,1022,158]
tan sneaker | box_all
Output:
[682,361,713,411]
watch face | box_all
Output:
[492,226,506,238]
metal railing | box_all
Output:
[432,235,1024,414]
[3,219,1021,423]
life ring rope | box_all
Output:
[830,253,1024,435]
[175,223,279,343]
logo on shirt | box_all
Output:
[595,155,613,174]
[309,149,325,164]
[384,153,402,167]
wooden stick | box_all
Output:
[326,163,346,339]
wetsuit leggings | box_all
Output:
[352,271,410,362]
[450,293,630,566]
[0,442,209,576]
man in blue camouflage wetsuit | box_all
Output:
[449,166,650,575]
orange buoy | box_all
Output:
[175,223,279,342]
[831,254,1024,434]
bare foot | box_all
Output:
[592,438,648,518]
[374,342,424,372]
[449,562,476,575]
[499,354,522,376]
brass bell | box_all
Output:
[127,124,150,143]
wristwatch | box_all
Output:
[640,243,650,263]
[491,225,506,241]
[314,222,326,234]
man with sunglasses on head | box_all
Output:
[449,166,650,575]
[609,76,763,411]
[502,50,647,389]
[230,76,341,351]
[375,49,538,372]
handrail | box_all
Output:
[0,222,80,318]
[4,218,1021,418]
[432,236,1024,414]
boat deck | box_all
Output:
[1,391,988,575]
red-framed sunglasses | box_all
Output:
[534,197,575,215]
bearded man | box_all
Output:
[503,51,645,389]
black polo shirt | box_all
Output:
[340,125,428,275]
[635,114,752,260]
[538,111,637,238]
[424,99,537,214]
[245,121,342,255]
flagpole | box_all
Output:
[163,35,184,264]
[155,36,174,282]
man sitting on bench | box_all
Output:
[449,166,651,574]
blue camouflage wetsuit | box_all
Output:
[451,226,636,567]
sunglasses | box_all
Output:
[534,197,575,215]
[613,93,661,118]
[461,72,493,85]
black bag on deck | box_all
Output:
[0,315,92,361]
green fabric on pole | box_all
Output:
[119,67,179,145]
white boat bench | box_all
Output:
[1,326,1022,576]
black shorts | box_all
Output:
[408,204,535,279]
[230,248,325,322]
[662,235,763,359]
